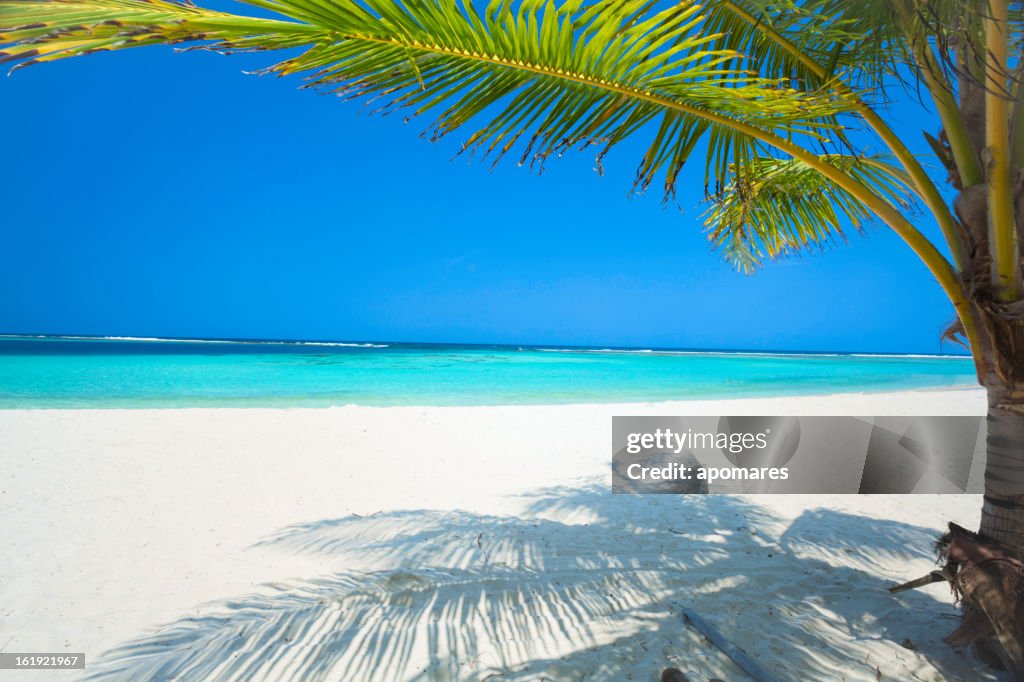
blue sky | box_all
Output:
[0,25,966,353]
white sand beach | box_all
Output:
[0,387,1007,681]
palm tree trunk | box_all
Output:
[944,386,1024,674]
[981,386,1024,557]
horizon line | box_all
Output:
[0,332,975,359]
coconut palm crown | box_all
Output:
[3,0,1024,668]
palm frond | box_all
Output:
[0,0,863,198]
[700,0,903,94]
[0,0,323,65]
[704,154,914,273]
[705,0,1024,97]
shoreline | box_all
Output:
[0,384,987,412]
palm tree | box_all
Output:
[2,0,1022,660]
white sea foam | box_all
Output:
[849,353,969,359]
[0,334,389,348]
[534,347,970,360]
[293,341,389,348]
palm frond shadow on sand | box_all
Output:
[84,487,1008,681]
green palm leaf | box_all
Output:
[703,0,1024,92]
[704,154,913,273]
[0,0,324,63]
[700,0,902,91]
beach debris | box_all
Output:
[889,522,1024,677]
[888,569,953,594]
[678,607,782,682]
[660,668,689,682]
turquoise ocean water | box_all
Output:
[0,335,978,408]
